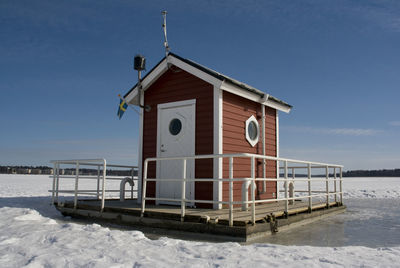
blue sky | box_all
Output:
[1,0,399,170]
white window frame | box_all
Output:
[245,115,259,147]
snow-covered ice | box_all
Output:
[1,174,400,267]
[343,177,400,199]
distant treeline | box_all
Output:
[0,165,399,177]
[342,169,400,177]
[0,165,138,176]
[0,165,52,171]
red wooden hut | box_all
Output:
[123,53,292,209]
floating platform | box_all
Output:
[55,199,346,242]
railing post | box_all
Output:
[325,166,329,208]
[131,168,134,199]
[181,158,187,222]
[333,167,337,203]
[101,159,106,212]
[307,163,312,212]
[74,162,79,210]
[141,160,149,217]
[262,158,267,193]
[289,167,295,205]
[51,162,56,204]
[229,157,234,227]
[284,160,288,216]
[340,167,343,204]
[251,156,256,225]
[55,162,60,202]
[97,165,100,199]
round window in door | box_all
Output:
[169,118,182,136]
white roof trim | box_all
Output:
[125,55,222,105]
[263,99,292,113]
[124,54,291,113]
[125,60,169,105]
[221,80,291,113]
[168,56,222,87]
[220,80,261,103]
[125,88,139,105]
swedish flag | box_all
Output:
[117,99,128,119]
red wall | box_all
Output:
[142,67,214,207]
[141,68,277,209]
[222,91,277,205]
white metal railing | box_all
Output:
[141,153,343,226]
[50,159,138,212]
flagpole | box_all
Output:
[118,94,140,116]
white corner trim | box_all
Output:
[276,110,279,159]
[262,104,266,193]
[213,86,223,209]
[137,90,145,204]
[275,110,279,198]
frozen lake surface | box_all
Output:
[1,175,400,267]
[258,198,400,247]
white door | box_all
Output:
[156,99,195,205]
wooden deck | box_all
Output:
[61,199,338,226]
[56,198,345,242]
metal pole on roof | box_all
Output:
[162,11,170,58]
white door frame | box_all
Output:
[156,99,196,205]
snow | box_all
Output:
[1,174,400,267]
[343,177,400,199]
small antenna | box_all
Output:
[161,11,170,57]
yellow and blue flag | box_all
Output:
[117,98,128,119]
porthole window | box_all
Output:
[247,121,258,140]
[245,115,259,147]
[169,118,182,136]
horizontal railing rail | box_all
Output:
[50,159,138,212]
[141,153,343,226]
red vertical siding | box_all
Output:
[142,68,214,206]
[222,91,277,205]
